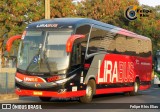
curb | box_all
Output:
[0,93,19,101]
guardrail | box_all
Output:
[0,68,16,94]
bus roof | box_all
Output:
[27,18,150,41]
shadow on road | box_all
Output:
[19,92,143,103]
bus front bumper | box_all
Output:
[15,89,86,98]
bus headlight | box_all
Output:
[59,74,66,79]
[55,74,76,84]
[15,77,23,82]
[58,70,67,74]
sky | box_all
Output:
[138,0,160,7]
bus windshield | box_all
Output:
[17,30,72,74]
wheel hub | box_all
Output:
[86,85,92,97]
[134,82,138,92]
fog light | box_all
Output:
[70,83,74,86]
[16,88,21,92]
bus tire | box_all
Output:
[158,84,160,87]
[129,80,139,96]
[123,92,130,96]
[39,97,52,102]
[79,79,95,103]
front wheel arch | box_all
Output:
[79,79,96,103]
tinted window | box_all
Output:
[75,25,90,55]
[87,27,116,54]
[76,25,91,35]
[87,27,151,57]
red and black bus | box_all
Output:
[7,18,152,103]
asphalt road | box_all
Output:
[0,84,160,112]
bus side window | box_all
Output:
[75,25,90,64]
[154,57,157,71]
[75,25,91,35]
[88,27,106,54]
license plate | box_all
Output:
[33,91,43,95]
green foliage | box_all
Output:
[0,0,75,38]
[50,0,75,18]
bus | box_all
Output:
[154,50,160,87]
[7,18,152,103]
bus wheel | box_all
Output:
[123,92,130,96]
[80,79,95,103]
[158,84,160,87]
[39,97,52,102]
[129,80,139,96]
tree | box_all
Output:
[0,0,76,38]
[50,0,76,18]
[76,0,138,23]
[0,0,76,66]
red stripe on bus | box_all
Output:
[139,85,151,90]
[96,87,134,95]
[16,89,86,98]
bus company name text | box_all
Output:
[97,60,134,84]
[36,24,58,28]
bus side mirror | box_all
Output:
[66,35,85,53]
[6,35,22,52]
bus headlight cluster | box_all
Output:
[55,74,76,84]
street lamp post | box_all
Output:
[45,0,50,19]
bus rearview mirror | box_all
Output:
[6,35,22,52]
[66,35,85,53]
